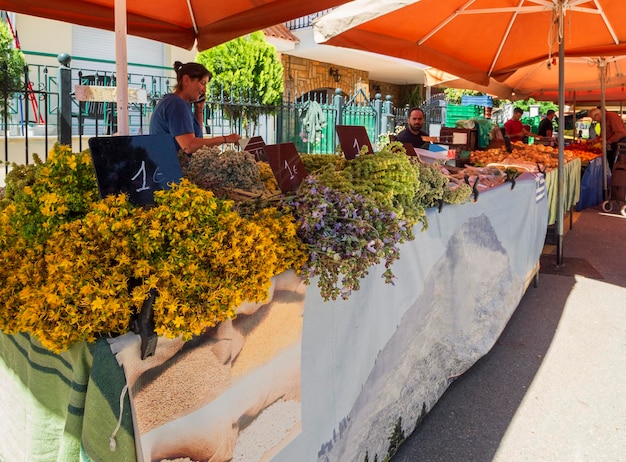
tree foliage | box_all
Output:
[513,97,558,114]
[405,85,423,108]
[443,87,506,109]
[443,88,558,112]
[197,32,283,136]
[443,88,478,105]
[0,20,26,118]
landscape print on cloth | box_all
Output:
[318,214,523,462]
[109,270,305,462]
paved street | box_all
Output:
[393,207,626,462]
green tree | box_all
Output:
[443,87,506,107]
[441,87,497,125]
[513,97,557,114]
[444,88,558,112]
[0,20,26,120]
[406,85,423,107]
[386,416,405,459]
[443,87,473,105]
[197,31,283,136]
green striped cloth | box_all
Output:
[544,157,582,226]
[0,332,136,461]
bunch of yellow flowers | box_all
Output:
[0,144,307,353]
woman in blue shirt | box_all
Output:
[150,61,241,154]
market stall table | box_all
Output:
[577,156,604,211]
[544,157,582,226]
[0,173,548,462]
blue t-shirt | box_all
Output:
[149,93,203,150]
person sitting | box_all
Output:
[149,61,240,154]
[396,107,430,148]
[503,107,531,143]
[537,109,556,139]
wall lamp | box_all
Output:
[329,67,342,83]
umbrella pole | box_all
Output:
[600,58,608,199]
[556,24,565,265]
[572,92,576,143]
[115,0,129,136]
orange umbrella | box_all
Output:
[1,0,350,134]
[425,56,626,103]
[512,56,626,103]
[423,67,522,100]
[0,0,349,51]
[314,0,626,86]
[315,0,626,263]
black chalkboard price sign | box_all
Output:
[263,142,308,193]
[239,136,268,162]
[402,142,418,156]
[336,125,374,160]
[88,134,183,206]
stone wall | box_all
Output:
[280,54,418,106]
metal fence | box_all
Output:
[2,62,402,168]
[1,63,55,165]
[1,61,172,163]
[285,9,335,30]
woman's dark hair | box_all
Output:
[173,61,211,91]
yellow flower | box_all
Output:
[0,149,310,352]
[91,297,105,312]
[172,315,185,328]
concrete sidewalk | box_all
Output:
[393,207,626,462]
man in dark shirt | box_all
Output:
[396,107,429,148]
[537,109,556,139]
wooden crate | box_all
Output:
[439,127,478,151]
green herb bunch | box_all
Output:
[444,182,473,204]
[299,153,345,174]
[410,160,448,210]
[410,160,472,209]
[1,144,99,246]
[312,146,425,227]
